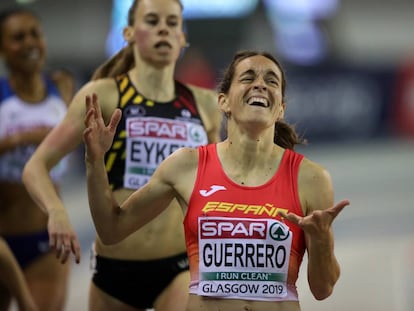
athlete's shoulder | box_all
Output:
[185,84,217,103]
[156,146,199,183]
[70,78,119,120]
[163,147,199,170]
[167,146,199,163]
[299,157,330,183]
[298,156,333,213]
[84,77,117,91]
[49,69,76,105]
[76,78,118,101]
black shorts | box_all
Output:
[2,230,50,269]
[91,252,189,309]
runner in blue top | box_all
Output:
[0,7,75,311]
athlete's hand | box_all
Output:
[48,207,81,264]
[83,93,121,163]
[278,199,350,239]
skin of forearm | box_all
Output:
[307,236,340,300]
[22,161,64,214]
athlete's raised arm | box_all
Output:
[84,93,195,244]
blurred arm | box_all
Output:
[190,86,223,143]
[0,238,38,311]
[22,80,117,264]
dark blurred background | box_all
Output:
[2,0,414,144]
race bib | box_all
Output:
[198,217,292,299]
[124,116,207,189]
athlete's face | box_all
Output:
[219,55,285,131]
[0,12,46,74]
[126,0,186,68]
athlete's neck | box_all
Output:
[218,137,279,171]
[129,65,176,102]
[8,72,46,103]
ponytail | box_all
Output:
[91,44,135,80]
[274,120,306,150]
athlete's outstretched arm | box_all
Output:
[84,94,179,244]
[279,159,349,300]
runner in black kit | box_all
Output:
[22,0,222,310]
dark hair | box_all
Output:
[92,0,183,80]
[0,8,39,49]
[218,50,305,150]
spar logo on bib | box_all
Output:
[124,116,208,190]
[200,219,267,239]
[189,124,205,144]
[269,222,290,241]
[127,118,188,140]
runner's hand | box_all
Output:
[48,207,81,264]
[278,199,349,239]
[83,93,121,163]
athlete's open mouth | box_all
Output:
[247,96,269,108]
[24,48,41,61]
[155,41,172,49]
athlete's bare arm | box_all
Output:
[280,159,349,300]
[84,93,198,244]
[22,79,118,264]
[0,238,38,311]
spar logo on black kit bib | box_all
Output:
[189,124,205,144]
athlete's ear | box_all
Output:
[180,30,189,48]
[279,102,286,120]
[218,93,230,115]
[123,26,134,43]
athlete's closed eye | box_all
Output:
[166,16,179,27]
[145,15,159,26]
[144,15,180,28]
